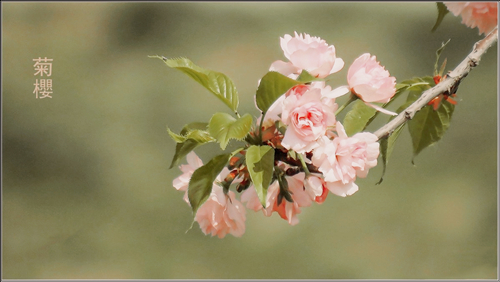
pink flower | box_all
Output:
[173,152,246,238]
[241,170,321,225]
[241,173,306,220]
[444,2,498,35]
[240,180,279,216]
[172,152,203,204]
[270,32,345,78]
[281,85,337,153]
[347,53,396,104]
[263,83,347,125]
[194,185,246,238]
[269,60,301,79]
[311,122,379,197]
[269,174,307,226]
[304,174,329,204]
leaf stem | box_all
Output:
[258,112,265,143]
[335,93,358,115]
[297,154,310,176]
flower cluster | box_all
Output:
[172,32,397,238]
[155,2,497,239]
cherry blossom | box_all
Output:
[172,152,203,204]
[194,185,247,238]
[311,122,379,196]
[270,31,345,78]
[444,2,498,35]
[281,85,337,153]
[347,53,397,115]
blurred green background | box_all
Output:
[2,2,497,279]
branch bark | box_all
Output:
[373,26,498,140]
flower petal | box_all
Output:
[364,102,397,116]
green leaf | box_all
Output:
[408,96,455,161]
[395,83,409,92]
[343,81,416,136]
[186,130,215,143]
[343,100,377,136]
[275,120,287,135]
[167,128,214,144]
[246,145,275,207]
[208,113,253,150]
[404,91,420,110]
[432,2,450,32]
[385,124,405,163]
[256,71,301,114]
[170,139,199,169]
[167,128,188,143]
[151,56,239,112]
[168,122,214,169]
[434,39,451,76]
[378,124,405,185]
[403,78,434,104]
[420,76,436,86]
[229,147,246,159]
[188,153,230,214]
[376,98,416,184]
[296,70,322,83]
[180,122,209,134]
[276,172,293,205]
[399,77,434,92]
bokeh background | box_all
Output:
[2,2,498,279]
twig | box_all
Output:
[373,26,498,140]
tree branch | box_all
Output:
[374,26,498,140]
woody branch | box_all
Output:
[373,26,498,140]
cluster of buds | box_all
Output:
[222,150,251,193]
[428,59,459,111]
